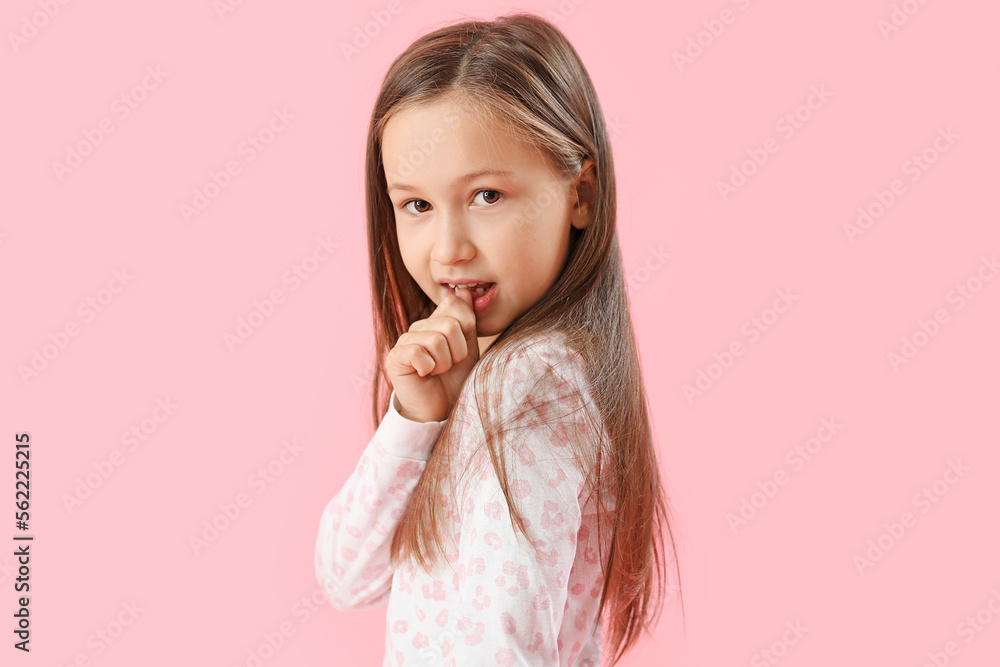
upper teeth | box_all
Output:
[448,283,487,289]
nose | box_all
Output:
[430,213,475,265]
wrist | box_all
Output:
[393,393,441,423]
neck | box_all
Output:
[478,334,500,356]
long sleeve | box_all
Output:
[445,345,598,665]
[315,389,447,611]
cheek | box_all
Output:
[510,208,570,259]
[514,194,569,233]
[395,227,419,261]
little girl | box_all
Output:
[315,13,681,666]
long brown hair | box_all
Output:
[363,12,683,665]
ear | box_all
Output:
[569,157,597,230]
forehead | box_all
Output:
[381,98,557,188]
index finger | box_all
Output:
[431,287,478,338]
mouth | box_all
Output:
[441,282,495,299]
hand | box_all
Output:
[387,287,479,423]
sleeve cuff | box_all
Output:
[375,389,447,461]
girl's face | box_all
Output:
[382,96,593,346]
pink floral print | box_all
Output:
[316,332,611,666]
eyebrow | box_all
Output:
[386,168,516,194]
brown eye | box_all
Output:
[404,199,430,214]
[475,190,503,206]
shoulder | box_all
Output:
[454,330,608,503]
[459,331,590,425]
[471,330,590,411]
[468,330,605,460]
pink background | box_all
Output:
[3,0,999,665]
